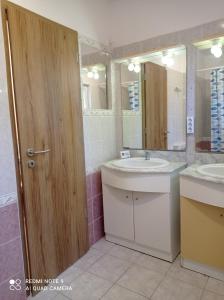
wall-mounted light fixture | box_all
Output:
[211,43,222,58]
[162,51,174,67]
[128,62,140,73]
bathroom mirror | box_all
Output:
[195,37,224,153]
[80,42,111,110]
[118,46,186,150]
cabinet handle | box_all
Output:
[220,214,223,217]
[126,195,129,199]
[135,198,138,201]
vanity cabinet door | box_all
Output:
[134,192,171,252]
[103,185,134,241]
[181,197,224,270]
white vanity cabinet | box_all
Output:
[134,192,171,255]
[103,185,134,241]
[102,162,186,262]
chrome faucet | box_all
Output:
[145,150,151,160]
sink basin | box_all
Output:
[111,157,169,169]
[197,164,224,179]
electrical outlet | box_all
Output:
[187,116,194,134]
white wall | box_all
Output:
[10,0,110,44]
[108,0,224,47]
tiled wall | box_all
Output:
[0,203,26,300]
[86,171,104,246]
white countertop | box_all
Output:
[103,160,187,174]
[180,164,224,184]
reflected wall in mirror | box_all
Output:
[195,37,224,153]
[80,42,111,110]
[119,46,186,151]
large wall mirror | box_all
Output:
[195,37,224,153]
[80,42,112,110]
[118,46,186,151]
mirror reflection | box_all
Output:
[119,46,186,151]
[80,42,111,110]
[195,37,224,153]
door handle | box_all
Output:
[27,148,51,157]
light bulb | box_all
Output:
[162,55,174,67]
[87,71,93,78]
[211,44,222,58]
[134,64,141,73]
[128,63,135,71]
[93,71,99,80]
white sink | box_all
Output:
[197,164,224,179]
[111,157,169,169]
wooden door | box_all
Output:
[2,1,88,292]
[142,62,167,149]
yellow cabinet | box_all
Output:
[181,196,224,271]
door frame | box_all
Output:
[1,0,30,293]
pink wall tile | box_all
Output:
[0,203,20,245]
[87,199,93,224]
[0,272,26,300]
[0,238,24,283]
[93,217,104,243]
[92,171,102,196]
[86,170,105,245]
[86,174,92,200]
[88,223,94,246]
[93,194,103,219]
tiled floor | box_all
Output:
[32,238,224,300]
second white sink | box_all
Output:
[197,164,224,179]
[111,157,169,170]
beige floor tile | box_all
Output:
[73,248,104,270]
[151,276,203,300]
[201,290,224,300]
[57,265,84,285]
[88,254,130,282]
[102,285,148,300]
[167,257,208,288]
[117,264,164,298]
[31,290,58,300]
[92,238,115,253]
[206,278,224,296]
[135,254,171,275]
[54,294,70,300]
[61,272,113,300]
[109,244,141,263]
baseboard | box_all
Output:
[181,257,224,281]
[106,234,177,262]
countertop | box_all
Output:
[180,164,224,184]
[103,160,187,174]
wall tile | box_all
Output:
[93,194,103,219]
[87,199,93,225]
[86,174,92,200]
[0,203,20,245]
[88,223,94,246]
[0,271,26,300]
[92,171,102,196]
[93,217,104,243]
[0,238,24,283]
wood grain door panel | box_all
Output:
[2,1,88,292]
[142,62,167,150]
